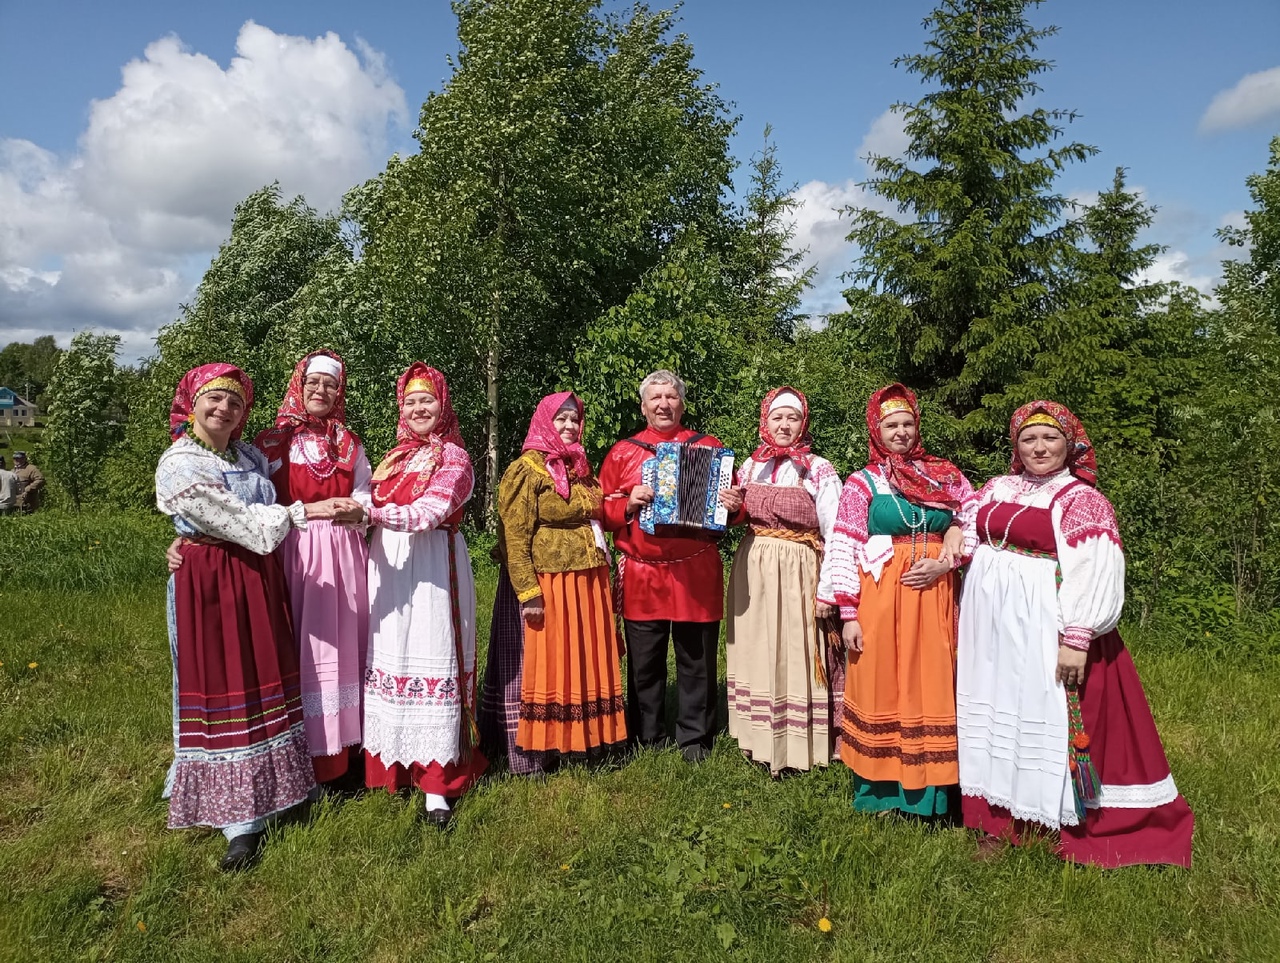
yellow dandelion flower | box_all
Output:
[28,662,38,669]
[722,802,732,809]
[818,917,833,933]
[136,921,147,933]
[560,863,571,871]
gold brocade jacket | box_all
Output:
[496,451,609,603]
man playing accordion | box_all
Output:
[599,370,743,763]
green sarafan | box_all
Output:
[2,510,1279,963]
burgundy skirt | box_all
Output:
[364,749,487,797]
[963,630,1194,868]
[168,542,315,829]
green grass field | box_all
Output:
[1,511,1278,962]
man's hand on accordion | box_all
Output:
[626,484,655,517]
[717,486,745,514]
[521,597,546,628]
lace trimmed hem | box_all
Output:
[959,786,1079,828]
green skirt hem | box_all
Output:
[852,775,955,816]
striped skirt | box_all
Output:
[726,532,835,772]
[515,566,627,759]
[167,542,315,829]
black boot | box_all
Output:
[220,832,263,872]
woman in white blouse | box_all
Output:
[956,401,1193,867]
[725,387,844,775]
[155,364,332,872]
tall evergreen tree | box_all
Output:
[840,0,1095,457]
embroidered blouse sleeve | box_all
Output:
[350,445,373,511]
[948,471,980,561]
[497,457,543,603]
[817,473,870,620]
[1053,485,1126,650]
[963,477,1000,562]
[155,447,305,554]
[366,443,474,533]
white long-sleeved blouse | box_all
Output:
[967,469,1126,650]
[155,438,306,554]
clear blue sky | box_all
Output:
[2,0,1278,358]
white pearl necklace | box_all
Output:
[984,473,1059,551]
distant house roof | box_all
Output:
[0,387,35,409]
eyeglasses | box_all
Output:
[304,378,339,392]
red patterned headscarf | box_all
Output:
[866,383,965,511]
[1009,400,1098,487]
[254,350,360,475]
[521,391,591,499]
[169,363,253,442]
[371,363,464,506]
[751,385,813,479]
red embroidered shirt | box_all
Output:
[598,426,726,622]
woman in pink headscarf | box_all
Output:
[362,363,486,826]
[480,391,627,775]
[726,387,844,776]
[154,364,321,871]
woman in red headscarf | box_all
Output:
[955,401,1193,867]
[725,387,844,775]
[362,363,486,825]
[154,364,321,871]
[817,383,974,816]
[253,350,371,788]
[480,391,627,775]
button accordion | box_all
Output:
[639,441,736,535]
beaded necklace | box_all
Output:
[296,431,341,481]
[879,467,929,564]
[186,428,239,464]
[984,472,1064,551]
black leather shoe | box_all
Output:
[680,744,710,764]
[424,808,453,829]
[220,832,263,872]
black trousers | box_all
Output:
[624,619,718,750]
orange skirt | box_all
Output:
[516,566,628,756]
[839,540,958,789]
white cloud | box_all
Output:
[856,107,911,165]
[1137,250,1218,296]
[0,22,408,359]
[1199,65,1280,133]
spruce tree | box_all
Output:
[841,0,1095,456]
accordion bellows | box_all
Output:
[639,442,735,535]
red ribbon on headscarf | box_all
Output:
[865,383,964,511]
[169,363,254,441]
[254,350,360,473]
[750,385,814,481]
[1009,400,1098,487]
[521,391,591,499]
[370,363,465,508]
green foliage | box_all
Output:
[574,237,736,458]
[349,0,739,521]
[840,0,1096,457]
[42,331,123,510]
[0,335,63,409]
[1166,136,1280,612]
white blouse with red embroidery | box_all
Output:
[968,469,1126,651]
